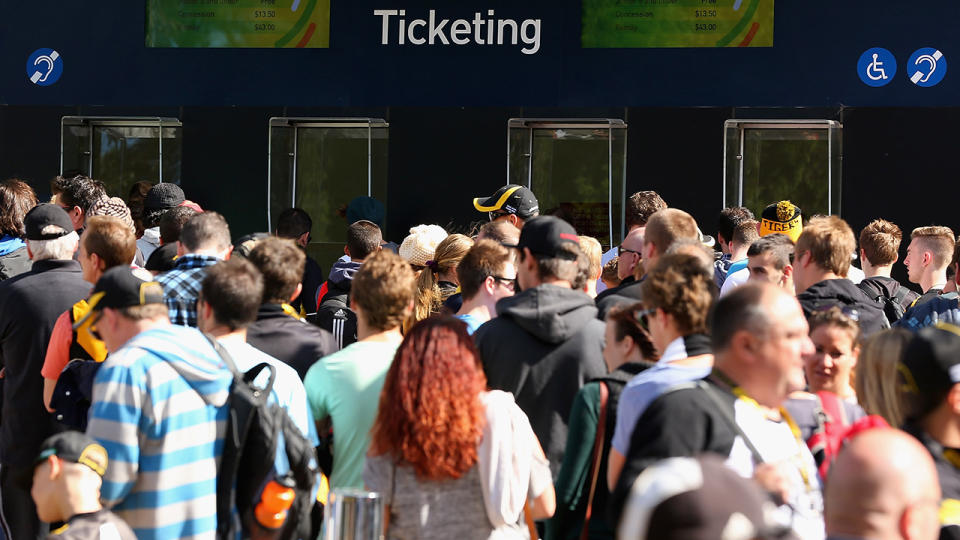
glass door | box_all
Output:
[268,118,389,267]
[723,120,842,218]
[507,119,627,250]
[60,117,183,198]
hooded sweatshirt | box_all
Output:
[86,325,233,540]
[315,260,363,350]
[796,278,888,336]
[474,284,607,480]
[0,234,30,280]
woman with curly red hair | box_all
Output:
[365,316,555,539]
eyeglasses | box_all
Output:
[491,275,516,291]
[635,308,655,330]
[618,245,641,257]
[813,304,861,322]
[489,211,511,222]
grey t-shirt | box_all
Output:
[364,458,529,540]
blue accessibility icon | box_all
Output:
[858,48,896,87]
[908,47,947,87]
[26,48,63,86]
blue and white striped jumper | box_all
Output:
[87,325,232,540]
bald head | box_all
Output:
[826,428,941,540]
[618,227,645,280]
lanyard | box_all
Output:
[709,369,813,491]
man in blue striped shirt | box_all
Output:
[85,266,233,540]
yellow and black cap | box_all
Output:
[473,184,539,219]
[35,431,108,477]
[900,322,960,418]
[758,200,802,243]
[73,266,165,330]
[503,215,579,260]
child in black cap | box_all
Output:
[31,431,136,539]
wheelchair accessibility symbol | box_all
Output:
[858,48,896,87]
[908,48,946,87]
[26,48,63,86]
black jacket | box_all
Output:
[0,245,31,281]
[474,284,607,480]
[595,278,643,320]
[314,260,361,350]
[903,423,960,539]
[246,304,338,380]
[796,278,888,336]
[0,259,90,466]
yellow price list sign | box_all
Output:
[146,0,330,48]
[582,0,773,48]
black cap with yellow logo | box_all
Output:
[35,431,108,477]
[473,184,539,219]
[73,266,165,330]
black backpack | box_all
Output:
[206,335,318,540]
[877,286,912,325]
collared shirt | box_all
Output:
[156,254,221,327]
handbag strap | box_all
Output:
[580,381,609,540]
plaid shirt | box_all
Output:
[156,254,221,327]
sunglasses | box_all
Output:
[618,245,641,257]
[813,304,861,322]
[488,211,511,222]
[491,275,516,291]
[635,308,656,330]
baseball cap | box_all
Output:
[758,201,803,243]
[618,455,790,540]
[35,431,108,477]
[900,322,960,417]
[24,203,74,240]
[503,216,579,260]
[473,185,539,219]
[144,183,185,210]
[73,266,165,330]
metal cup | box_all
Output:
[324,488,385,540]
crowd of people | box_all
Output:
[0,175,957,540]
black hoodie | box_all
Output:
[474,284,607,480]
[314,260,362,350]
[796,278,888,336]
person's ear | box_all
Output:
[222,245,234,261]
[923,251,933,267]
[297,232,310,248]
[290,283,303,303]
[483,275,496,296]
[47,455,61,480]
[508,214,521,229]
[729,330,757,360]
[782,264,794,278]
[94,253,106,272]
[176,241,186,258]
[946,384,960,415]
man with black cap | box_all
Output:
[138,182,186,261]
[0,203,91,539]
[31,431,136,540]
[899,323,960,538]
[473,184,540,230]
[84,266,234,539]
[474,215,606,479]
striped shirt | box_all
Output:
[156,254,221,327]
[87,325,232,540]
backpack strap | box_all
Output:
[695,381,766,465]
[815,391,848,427]
[202,333,275,540]
[580,381,609,540]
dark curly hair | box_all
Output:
[368,316,487,480]
[0,179,37,237]
[641,252,716,335]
